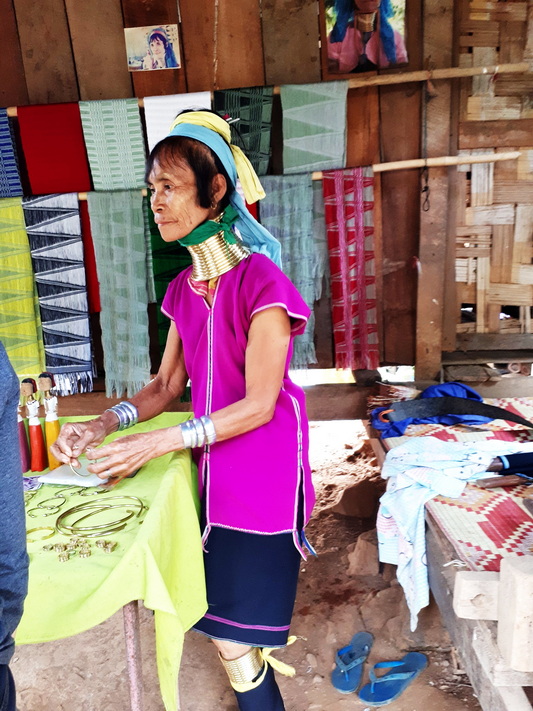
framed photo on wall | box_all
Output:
[319,0,408,79]
[124,25,181,71]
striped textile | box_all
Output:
[322,168,379,371]
[87,191,151,397]
[260,175,326,368]
[0,198,45,378]
[23,194,93,395]
[144,92,212,152]
[213,87,273,176]
[280,82,348,174]
[143,196,191,356]
[79,99,146,190]
[0,110,22,197]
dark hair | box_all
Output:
[145,109,234,210]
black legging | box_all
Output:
[0,665,16,711]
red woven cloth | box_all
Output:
[79,201,101,314]
[322,167,379,370]
[17,104,91,195]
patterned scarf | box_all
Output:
[87,191,151,397]
[213,87,274,176]
[0,198,45,378]
[260,175,328,369]
[0,110,22,198]
[280,82,348,174]
[322,168,379,371]
[79,99,146,190]
[143,196,191,357]
[22,194,93,395]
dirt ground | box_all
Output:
[11,420,481,711]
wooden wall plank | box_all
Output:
[0,0,29,106]
[13,0,78,103]
[493,181,533,204]
[346,88,380,168]
[262,0,320,86]
[179,0,264,91]
[121,0,187,96]
[459,120,533,149]
[415,0,454,380]
[499,21,527,63]
[378,0,423,366]
[65,0,133,100]
[491,224,515,282]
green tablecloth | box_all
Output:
[17,413,207,711]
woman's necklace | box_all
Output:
[186,229,250,281]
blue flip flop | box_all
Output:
[331,631,374,694]
[358,651,428,706]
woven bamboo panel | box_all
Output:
[455,0,533,340]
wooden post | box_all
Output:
[498,556,533,672]
[415,0,455,380]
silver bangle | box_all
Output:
[179,421,196,448]
[200,416,217,445]
[106,402,139,431]
[179,418,212,449]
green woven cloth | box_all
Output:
[17,412,206,711]
[143,196,192,356]
[213,87,274,176]
[0,197,45,377]
[87,191,151,397]
[260,175,328,369]
[79,99,146,190]
[280,82,348,174]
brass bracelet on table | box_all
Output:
[55,496,147,538]
[27,527,56,543]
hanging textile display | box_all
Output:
[17,103,92,196]
[0,109,23,198]
[312,181,331,298]
[22,194,94,396]
[0,197,45,378]
[79,99,147,191]
[260,175,327,368]
[87,191,151,397]
[143,196,191,356]
[143,92,212,152]
[322,167,379,371]
[280,82,348,175]
[213,87,274,176]
[141,202,157,305]
[79,202,101,314]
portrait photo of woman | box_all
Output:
[125,24,181,72]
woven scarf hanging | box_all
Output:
[79,99,146,191]
[17,103,92,196]
[87,191,151,397]
[280,82,348,175]
[143,196,191,356]
[0,197,45,378]
[213,87,274,176]
[322,168,379,371]
[260,175,327,369]
[144,92,212,152]
[0,110,23,198]
[23,194,94,395]
[79,202,101,314]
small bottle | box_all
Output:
[21,378,47,473]
[17,398,31,474]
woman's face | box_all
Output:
[354,0,380,12]
[150,36,165,58]
[148,159,213,242]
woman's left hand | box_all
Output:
[86,430,172,487]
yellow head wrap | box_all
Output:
[168,111,265,204]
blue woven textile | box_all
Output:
[0,110,22,198]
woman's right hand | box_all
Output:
[50,419,108,467]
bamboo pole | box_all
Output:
[310,150,521,179]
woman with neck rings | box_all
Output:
[51,110,316,710]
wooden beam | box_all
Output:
[415,0,454,380]
[0,0,28,106]
[460,120,533,149]
[456,333,533,350]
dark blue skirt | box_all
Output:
[192,526,301,647]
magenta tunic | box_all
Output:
[162,253,316,552]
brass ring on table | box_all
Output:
[55,503,140,537]
[38,495,68,508]
[27,506,62,518]
[62,505,136,531]
[27,527,56,543]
